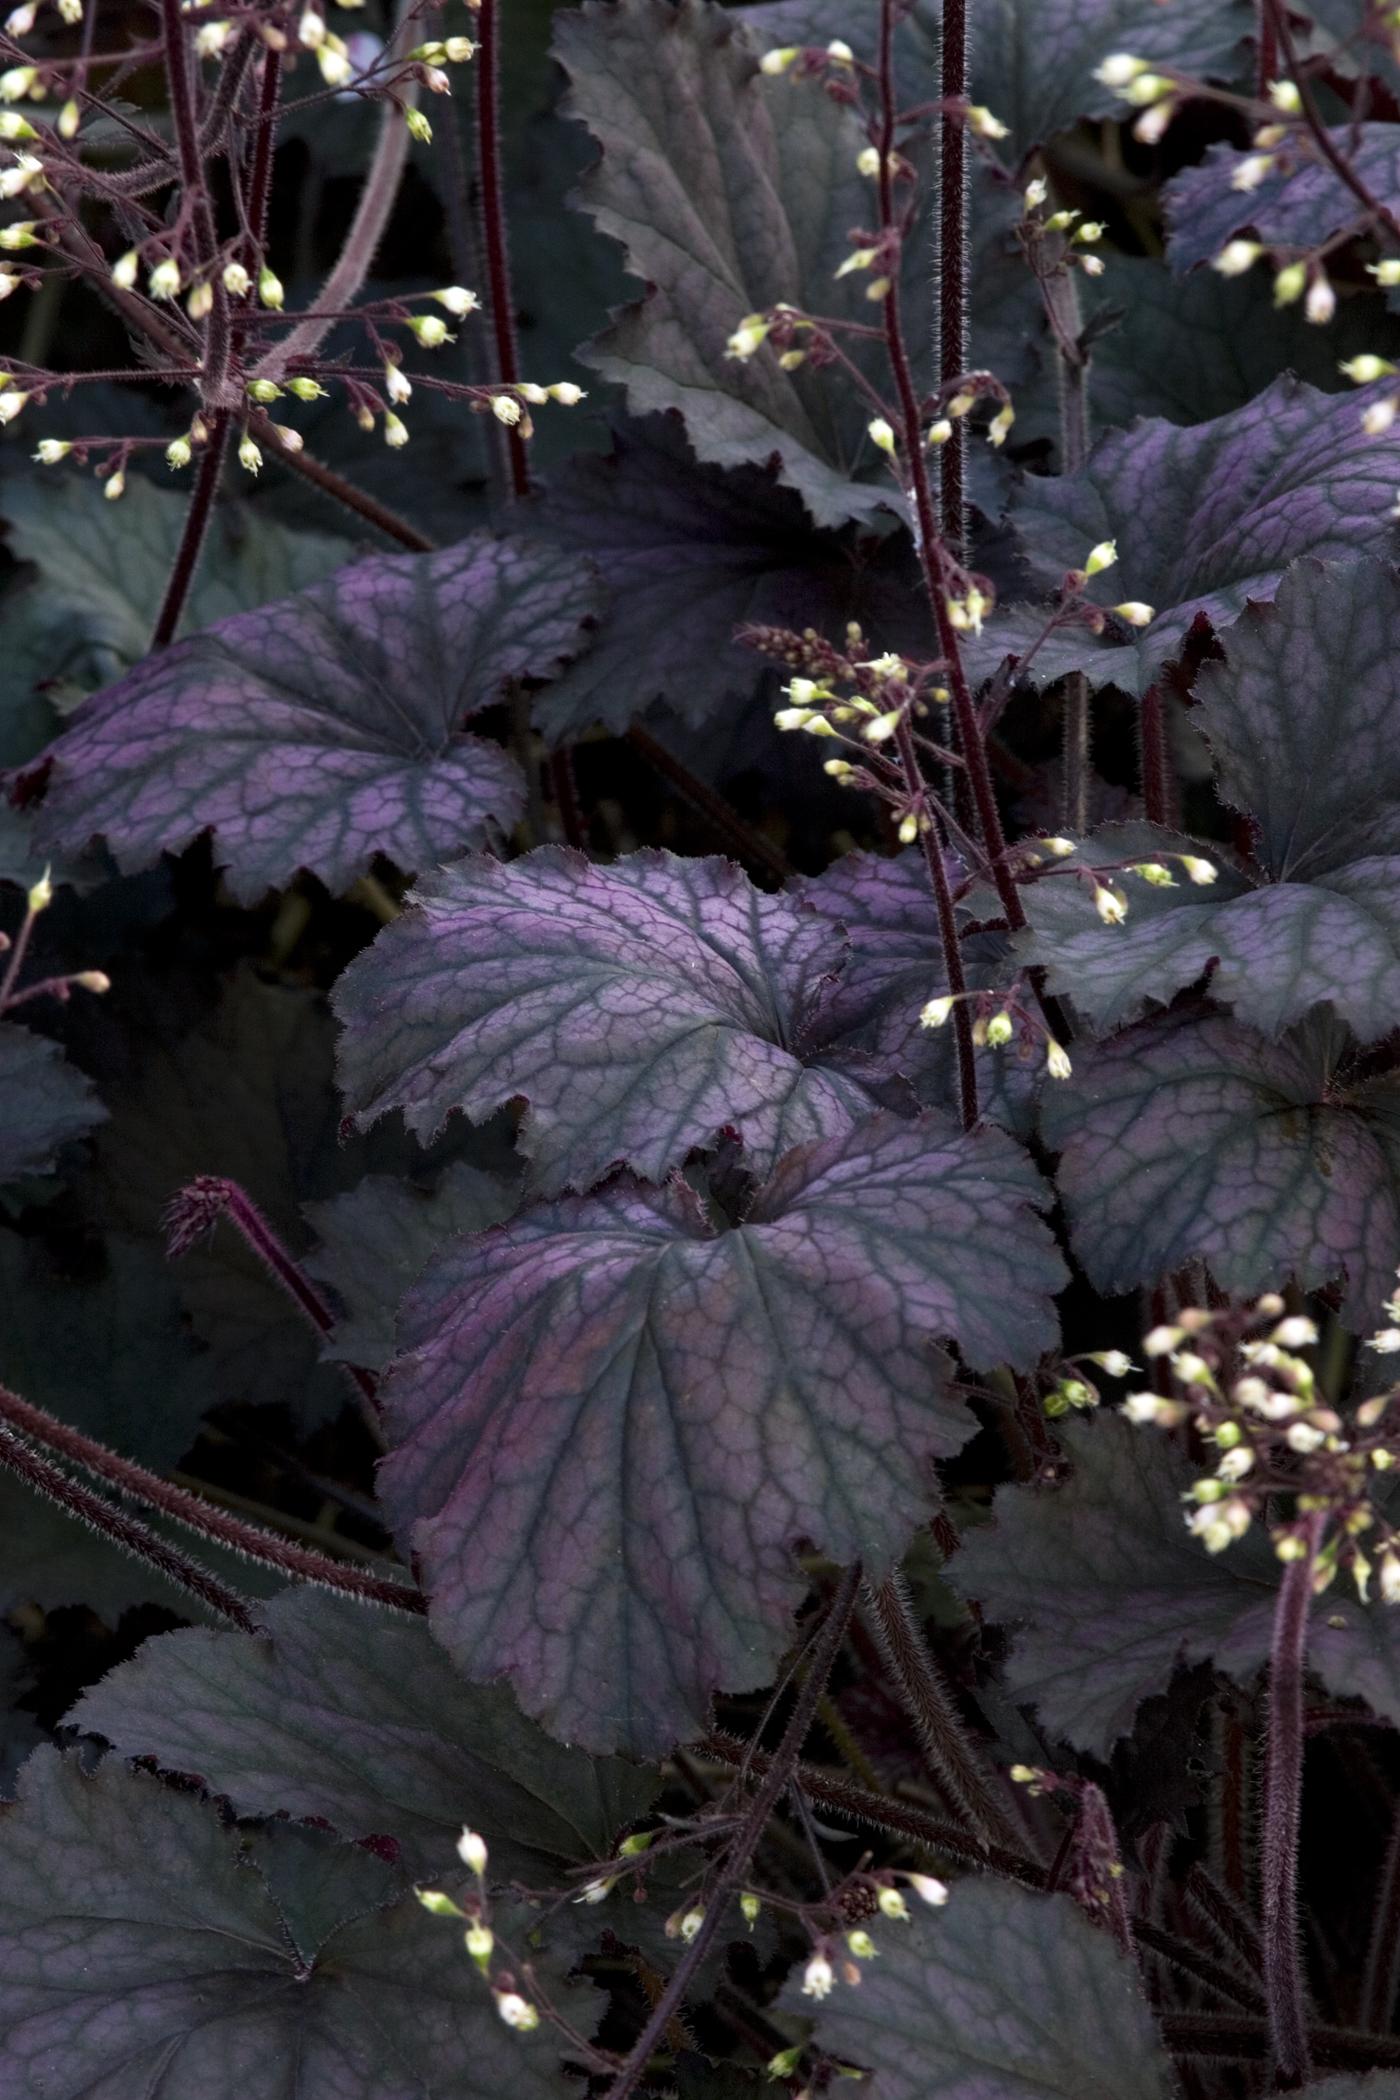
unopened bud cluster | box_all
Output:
[415,1825,547,2036]
[1120,1287,1400,1596]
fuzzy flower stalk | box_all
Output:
[1122,1281,1400,2085]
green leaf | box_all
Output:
[70,1588,654,1881]
[0,1022,104,1184]
[377,1111,1063,1750]
[0,473,354,714]
[1042,1009,1400,1314]
[949,1417,1400,1753]
[0,1749,589,2099]
[555,0,904,528]
[785,1878,1172,2098]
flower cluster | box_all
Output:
[1121,1289,1400,1595]
[415,1825,543,2037]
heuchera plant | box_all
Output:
[11,0,1400,2091]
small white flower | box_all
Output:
[1093,52,1146,89]
[802,1952,835,1999]
[1085,537,1117,576]
[867,416,896,455]
[904,1875,947,1908]
[492,393,522,426]
[432,284,479,317]
[1230,152,1275,193]
[457,1827,488,1875]
[494,1991,539,2032]
[148,256,181,300]
[1045,1039,1073,1080]
[920,996,955,1029]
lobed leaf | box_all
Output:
[377,1110,1064,1750]
[740,0,1250,157]
[0,1749,586,2099]
[0,1022,105,1183]
[1192,557,1400,882]
[785,1878,1173,2098]
[1165,126,1400,274]
[555,0,905,528]
[1016,825,1400,1044]
[523,421,927,742]
[1041,1009,1400,1313]
[70,1588,654,1881]
[304,1163,520,1373]
[334,848,879,1194]
[976,379,1400,697]
[28,533,600,903]
[950,1418,1400,1753]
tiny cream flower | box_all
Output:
[1084,537,1117,576]
[492,393,522,425]
[433,284,480,316]
[103,467,125,500]
[1305,273,1336,324]
[1095,884,1128,925]
[257,264,284,309]
[920,995,955,1029]
[222,259,251,297]
[148,256,181,300]
[1340,355,1397,383]
[33,437,69,463]
[165,435,192,469]
[385,362,412,405]
[1112,601,1156,626]
[1230,152,1275,193]
[457,1828,488,1875]
[494,1991,539,2032]
[549,381,585,403]
[408,313,452,347]
[867,416,896,455]
[759,45,798,74]
[1046,1039,1073,1079]
[1211,239,1262,277]
[1181,855,1217,884]
[237,433,262,474]
[905,1874,947,1908]
[1093,52,1146,88]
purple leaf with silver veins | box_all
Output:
[376,1110,1065,1750]
[25,533,600,903]
[335,848,882,1194]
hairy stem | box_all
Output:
[862,1572,1019,1849]
[0,1418,258,1629]
[1263,1510,1324,2087]
[255,16,415,381]
[151,413,229,648]
[165,1175,381,1436]
[1255,0,1279,99]
[936,0,969,553]
[1139,681,1172,826]
[252,416,437,547]
[1265,0,1400,244]
[1055,314,1092,831]
[893,719,977,1126]
[600,1568,861,2100]
[1360,1794,1400,2032]
[0,1383,422,1613]
[625,723,791,883]
[474,0,530,501]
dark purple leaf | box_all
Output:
[741,0,1250,157]
[976,379,1400,697]
[783,1878,1172,2098]
[70,1588,655,1882]
[525,421,929,743]
[28,533,600,903]
[1069,255,1400,432]
[304,1163,520,1373]
[0,1750,588,2100]
[1193,558,1400,881]
[794,851,1037,1130]
[1165,125,1400,274]
[1017,822,1400,1044]
[334,848,878,1195]
[0,1022,104,1182]
[377,1111,1064,1750]
[0,1631,39,1797]
[1041,1009,1400,1311]
[949,1418,1400,1753]
[554,0,904,529]
[0,1233,210,1468]
[83,973,378,1425]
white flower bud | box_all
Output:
[1231,152,1275,193]
[1046,1039,1072,1079]
[1267,78,1302,113]
[1363,396,1400,437]
[464,1921,493,1964]
[0,386,26,422]
[258,264,284,309]
[759,45,798,73]
[405,106,432,143]
[222,259,251,297]
[920,995,955,1029]
[494,1991,539,2031]
[857,145,880,177]
[1368,260,1400,286]
[383,411,409,448]
[237,434,262,474]
[1093,52,1146,88]
[1212,239,1261,277]
[1305,273,1336,325]
[457,1827,488,1875]
[33,437,69,464]
[148,257,181,300]
[1085,537,1117,576]
[1095,884,1128,925]
[165,435,192,469]
[103,467,124,500]
[548,381,585,403]
[272,424,303,453]
[904,1874,947,1908]
[385,362,412,405]
[1340,355,1397,384]
[966,103,1008,139]
[867,416,896,455]
[1181,855,1217,884]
